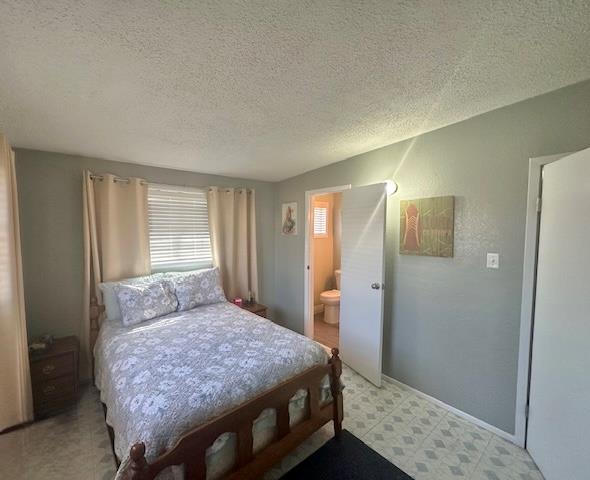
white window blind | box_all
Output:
[148,184,213,272]
[313,202,328,238]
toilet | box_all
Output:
[320,269,341,325]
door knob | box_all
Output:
[371,283,381,290]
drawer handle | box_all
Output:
[42,364,55,375]
[43,385,56,395]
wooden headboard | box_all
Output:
[89,297,105,354]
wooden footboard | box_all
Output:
[123,348,343,480]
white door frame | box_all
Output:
[514,152,571,447]
[303,184,351,338]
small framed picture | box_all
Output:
[281,202,298,235]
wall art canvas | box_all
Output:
[281,202,298,235]
[399,195,454,257]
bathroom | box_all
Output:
[311,192,342,349]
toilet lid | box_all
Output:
[320,289,340,299]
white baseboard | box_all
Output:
[314,304,324,315]
[382,373,517,445]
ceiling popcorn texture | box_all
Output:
[1,0,589,181]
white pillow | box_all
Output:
[166,267,226,311]
[115,280,178,327]
[98,273,165,322]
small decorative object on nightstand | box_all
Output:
[29,336,79,419]
[240,302,268,319]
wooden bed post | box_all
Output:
[89,297,104,350]
[329,348,343,439]
[125,443,150,480]
[89,297,105,382]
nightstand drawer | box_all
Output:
[34,392,78,419]
[31,353,74,381]
[29,336,79,419]
[33,375,76,404]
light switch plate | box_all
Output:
[487,253,500,269]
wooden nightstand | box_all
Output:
[240,302,268,318]
[29,336,79,419]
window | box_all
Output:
[313,202,329,238]
[148,184,213,272]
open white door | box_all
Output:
[527,148,590,480]
[340,183,386,386]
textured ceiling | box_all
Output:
[1,1,589,181]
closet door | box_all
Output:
[340,183,387,386]
[527,148,590,480]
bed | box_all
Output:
[91,276,343,480]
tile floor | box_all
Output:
[338,366,544,480]
[0,365,544,480]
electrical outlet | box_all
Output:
[487,253,500,269]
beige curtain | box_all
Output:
[208,187,258,301]
[0,135,33,432]
[82,172,150,379]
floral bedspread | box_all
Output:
[93,301,329,478]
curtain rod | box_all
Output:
[89,174,253,193]
[89,173,148,186]
[208,187,253,194]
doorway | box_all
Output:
[516,148,589,480]
[309,191,342,349]
[304,185,350,348]
[304,183,388,387]
[525,148,589,480]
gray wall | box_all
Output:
[15,150,276,342]
[273,79,590,434]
